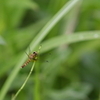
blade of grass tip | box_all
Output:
[12,62,36,100]
[0,0,80,100]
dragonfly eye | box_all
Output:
[33,52,36,54]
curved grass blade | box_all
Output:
[41,31,100,53]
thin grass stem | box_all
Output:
[12,62,36,100]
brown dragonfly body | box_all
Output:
[21,52,38,68]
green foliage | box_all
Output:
[0,0,100,100]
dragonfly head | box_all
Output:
[33,52,38,55]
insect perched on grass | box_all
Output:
[21,46,41,68]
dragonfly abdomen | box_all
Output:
[21,59,32,68]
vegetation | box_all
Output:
[0,0,100,100]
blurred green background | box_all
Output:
[0,0,100,100]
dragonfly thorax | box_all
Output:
[28,52,37,59]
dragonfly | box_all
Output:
[21,46,41,68]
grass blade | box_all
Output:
[41,31,100,53]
